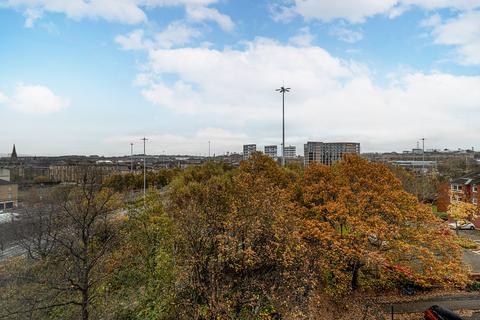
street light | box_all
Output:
[421,138,426,174]
[276,86,290,166]
[130,143,134,173]
[141,137,148,206]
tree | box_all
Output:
[388,165,440,203]
[104,191,176,320]
[296,155,468,295]
[0,171,121,320]
[167,155,307,318]
[448,200,478,234]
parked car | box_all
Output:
[448,220,476,230]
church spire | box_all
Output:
[10,144,18,162]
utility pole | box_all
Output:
[208,141,211,159]
[130,143,134,173]
[141,137,148,206]
[421,138,426,175]
[276,86,291,166]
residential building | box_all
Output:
[264,145,277,159]
[448,172,480,226]
[0,168,9,182]
[243,144,256,160]
[304,142,360,166]
[0,179,18,211]
[284,145,296,159]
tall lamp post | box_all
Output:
[130,143,134,173]
[276,86,290,166]
[421,138,426,174]
[141,137,148,206]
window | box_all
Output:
[474,185,478,193]
[473,198,478,205]
[452,184,461,191]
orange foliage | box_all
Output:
[296,155,468,295]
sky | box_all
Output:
[0,0,479,156]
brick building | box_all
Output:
[445,172,480,227]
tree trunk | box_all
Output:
[82,289,89,320]
[351,262,359,291]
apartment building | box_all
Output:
[264,145,277,159]
[304,142,360,166]
[284,145,296,159]
[243,144,257,160]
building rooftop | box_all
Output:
[0,179,15,186]
[452,172,480,186]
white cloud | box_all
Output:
[185,5,234,31]
[427,11,480,65]
[281,0,480,24]
[5,0,147,24]
[130,38,480,151]
[0,91,8,103]
[4,0,232,29]
[115,22,202,51]
[154,21,202,48]
[291,0,398,23]
[23,8,42,27]
[289,27,314,47]
[329,22,363,43]
[419,14,441,28]
[115,29,147,50]
[6,84,69,114]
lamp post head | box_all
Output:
[276,87,291,93]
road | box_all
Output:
[0,243,25,261]
[460,230,480,273]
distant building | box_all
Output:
[390,160,437,174]
[304,142,360,166]
[0,179,18,211]
[284,145,296,159]
[0,168,10,182]
[264,145,277,158]
[243,144,256,160]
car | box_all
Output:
[448,221,476,230]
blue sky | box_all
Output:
[0,0,479,156]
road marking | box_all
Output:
[472,250,480,255]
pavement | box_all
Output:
[386,295,480,314]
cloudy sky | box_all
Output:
[0,0,479,156]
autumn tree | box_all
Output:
[167,154,307,318]
[448,200,478,234]
[296,155,467,295]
